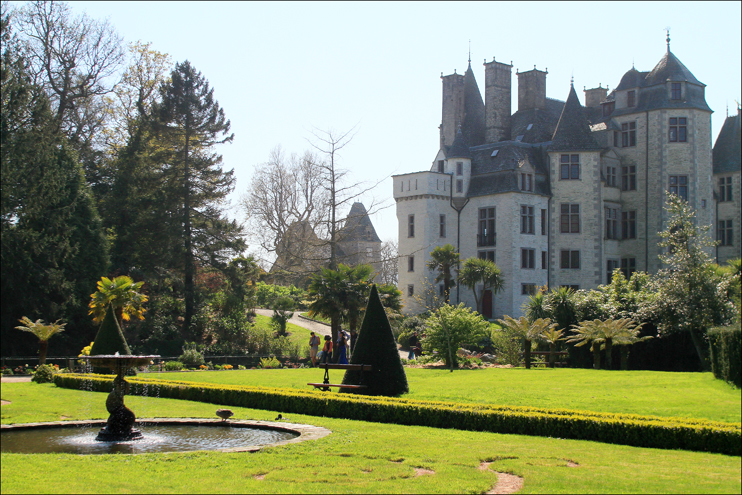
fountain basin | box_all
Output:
[1,418,331,454]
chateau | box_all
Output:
[394,38,741,319]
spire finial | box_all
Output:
[570,72,574,87]
[666,27,671,52]
[468,39,471,67]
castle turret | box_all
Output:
[517,67,547,112]
[440,61,485,148]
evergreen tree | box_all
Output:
[341,285,408,396]
[153,60,244,337]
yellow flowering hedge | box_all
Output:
[54,374,741,456]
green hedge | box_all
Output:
[54,374,741,456]
[709,323,741,388]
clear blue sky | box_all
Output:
[39,2,742,265]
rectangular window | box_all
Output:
[603,101,615,118]
[613,131,619,147]
[627,90,636,107]
[522,284,538,296]
[719,177,732,202]
[669,117,687,142]
[621,122,636,147]
[541,209,547,235]
[560,154,580,180]
[366,247,373,258]
[456,162,463,175]
[478,207,496,247]
[620,258,636,279]
[669,175,688,201]
[606,259,620,284]
[605,207,619,240]
[718,220,733,246]
[407,285,414,297]
[408,214,415,237]
[520,173,533,192]
[560,203,580,233]
[671,83,681,100]
[437,160,444,173]
[560,250,580,269]
[407,256,414,272]
[521,205,535,234]
[622,166,636,191]
[521,248,535,269]
[456,179,463,193]
[621,210,637,239]
[439,285,445,297]
[439,214,446,238]
[478,250,495,262]
[561,285,580,291]
[542,250,548,269]
[606,166,617,187]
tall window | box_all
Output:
[408,214,415,237]
[407,256,414,272]
[542,251,548,269]
[439,214,446,238]
[605,207,619,240]
[669,175,688,201]
[560,203,580,233]
[456,162,463,175]
[622,122,636,147]
[521,206,535,234]
[541,209,547,235]
[521,284,538,295]
[621,258,636,279]
[521,248,535,269]
[560,154,580,180]
[456,179,463,193]
[407,285,414,297]
[478,207,496,247]
[669,117,687,142]
[560,250,580,269]
[606,259,620,283]
[478,250,495,262]
[606,166,617,187]
[622,166,636,191]
[719,177,732,202]
[671,83,681,100]
[622,210,637,239]
[437,160,445,173]
[520,173,533,191]
[627,90,636,107]
[718,220,733,246]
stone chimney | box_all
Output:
[584,84,608,107]
[484,58,512,143]
[517,67,547,112]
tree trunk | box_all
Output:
[524,339,532,369]
[38,340,48,365]
[447,332,454,372]
[591,342,601,370]
[604,337,613,370]
[183,130,194,337]
[548,343,556,368]
[330,314,340,362]
[688,328,710,371]
[620,346,629,370]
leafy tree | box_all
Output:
[538,327,565,368]
[271,296,295,337]
[89,276,148,328]
[153,60,244,336]
[426,244,460,304]
[458,257,504,315]
[14,317,66,365]
[654,194,737,369]
[612,320,652,370]
[424,303,490,371]
[497,316,557,369]
[567,320,604,370]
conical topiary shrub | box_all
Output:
[90,305,131,356]
[341,284,408,396]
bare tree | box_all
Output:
[378,240,399,285]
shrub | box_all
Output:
[32,364,55,383]
[179,344,205,368]
[164,361,184,371]
[258,357,281,369]
[425,304,490,371]
[709,323,741,388]
[2,367,13,375]
[397,315,426,349]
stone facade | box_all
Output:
[394,42,738,319]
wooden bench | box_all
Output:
[308,363,373,391]
[526,351,569,367]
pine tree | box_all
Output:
[341,285,408,396]
[153,60,245,336]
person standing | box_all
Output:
[408,331,420,360]
[308,332,321,367]
[337,330,349,364]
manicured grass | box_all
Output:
[135,367,742,423]
[1,382,740,494]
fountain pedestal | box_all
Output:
[84,355,159,442]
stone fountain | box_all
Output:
[84,354,159,441]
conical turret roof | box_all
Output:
[447,127,472,158]
[549,84,602,151]
[645,49,703,87]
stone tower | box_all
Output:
[484,58,512,143]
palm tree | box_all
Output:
[567,320,604,369]
[496,316,557,369]
[524,288,549,322]
[15,317,66,365]
[426,244,460,304]
[89,276,148,328]
[538,327,566,368]
[458,257,504,316]
[611,319,651,370]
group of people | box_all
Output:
[308,329,355,366]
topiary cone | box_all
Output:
[340,284,408,396]
[90,305,131,356]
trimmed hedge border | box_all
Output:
[54,374,741,456]
[709,323,741,388]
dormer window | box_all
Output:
[456,162,463,175]
[520,173,533,192]
[602,101,615,117]
[437,160,444,173]
[627,90,636,107]
[671,83,681,100]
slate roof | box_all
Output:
[339,202,381,243]
[548,85,602,152]
[645,49,703,87]
[713,111,742,175]
[510,98,565,144]
[615,68,649,91]
[461,63,486,147]
[447,127,472,158]
[467,141,550,197]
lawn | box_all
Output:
[1,381,740,494]
[134,367,742,423]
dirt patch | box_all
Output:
[60,415,70,420]
[480,462,524,494]
[414,468,435,477]
[565,459,580,467]
[1,400,10,405]
[253,474,266,480]
[405,361,514,370]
